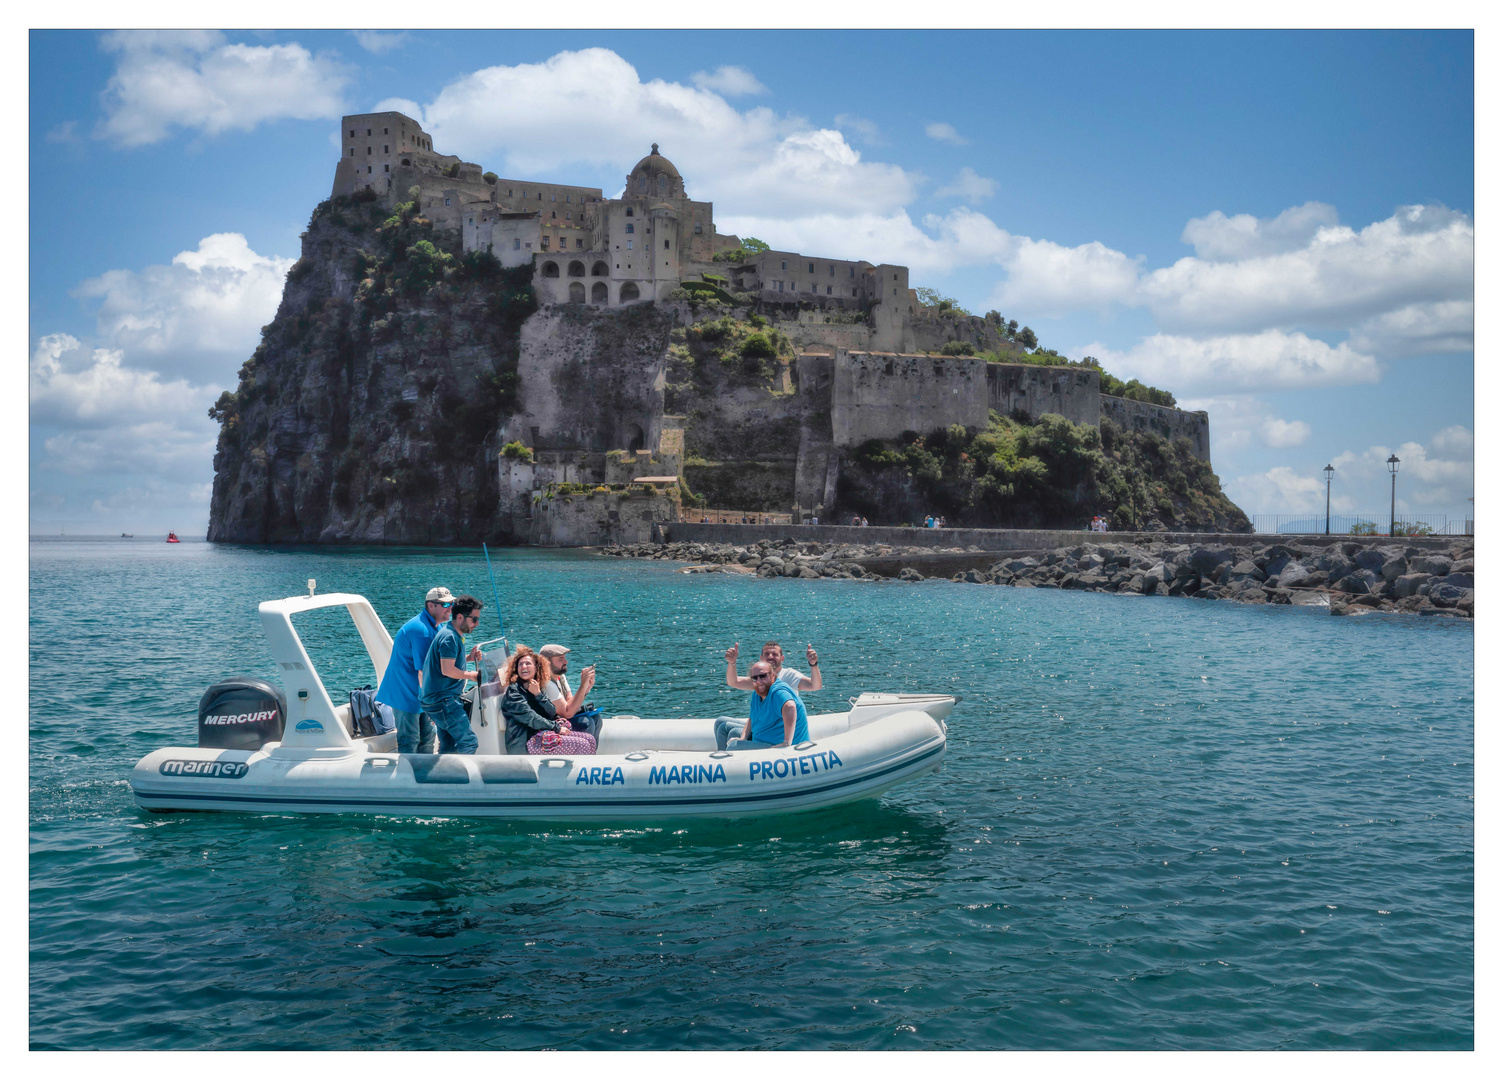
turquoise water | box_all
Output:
[29,538,1474,1049]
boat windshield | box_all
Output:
[288,606,382,703]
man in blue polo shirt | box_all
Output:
[728,660,810,749]
[420,594,484,754]
[377,586,453,754]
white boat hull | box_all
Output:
[130,695,950,820]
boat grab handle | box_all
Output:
[709,751,732,759]
[624,752,649,761]
[539,758,571,770]
[794,741,816,751]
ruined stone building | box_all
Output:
[333,111,918,349]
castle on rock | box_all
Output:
[333,110,916,350]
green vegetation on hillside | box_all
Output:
[665,314,796,397]
[712,236,771,263]
[838,410,1248,532]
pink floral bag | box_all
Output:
[527,729,597,755]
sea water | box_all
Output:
[28,538,1474,1049]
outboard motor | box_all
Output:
[198,678,286,751]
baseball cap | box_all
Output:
[426,587,455,604]
[538,644,571,656]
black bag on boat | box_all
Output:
[349,685,379,737]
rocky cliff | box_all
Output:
[208,192,537,544]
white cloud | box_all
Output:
[993,238,1143,317]
[834,113,885,146]
[924,122,967,145]
[1325,431,1475,512]
[43,421,216,479]
[28,234,285,518]
[46,120,79,144]
[1348,299,1474,358]
[1142,204,1474,336]
[1430,425,1474,456]
[690,65,768,97]
[1261,417,1311,449]
[1229,465,1326,513]
[96,31,351,146]
[1177,394,1315,458]
[352,30,410,55]
[29,335,206,428]
[718,206,1012,276]
[74,233,294,380]
[1085,330,1379,393]
[413,49,918,218]
[1180,201,1339,262]
[935,166,998,202]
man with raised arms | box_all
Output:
[717,641,822,750]
[725,660,809,750]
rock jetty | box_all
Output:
[600,536,1474,619]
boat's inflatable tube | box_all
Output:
[130,697,947,820]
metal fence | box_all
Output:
[1246,513,1473,537]
[686,509,794,525]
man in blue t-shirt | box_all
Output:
[376,586,454,754]
[728,660,809,750]
[419,595,484,754]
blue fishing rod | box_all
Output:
[477,542,509,682]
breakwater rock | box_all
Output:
[601,536,1474,618]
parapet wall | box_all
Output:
[832,352,990,444]
[1101,397,1210,461]
[654,522,1459,552]
[535,488,679,546]
[986,363,1100,426]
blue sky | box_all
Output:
[29,30,1475,534]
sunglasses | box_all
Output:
[751,672,773,681]
[429,600,452,607]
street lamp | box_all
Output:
[1323,464,1334,535]
[1387,454,1401,536]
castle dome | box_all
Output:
[626,143,684,197]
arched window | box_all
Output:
[626,423,645,452]
[591,261,609,277]
[542,262,559,278]
[591,281,609,303]
[567,260,585,277]
[620,282,640,302]
[568,281,586,303]
[626,223,634,233]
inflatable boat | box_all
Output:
[130,590,951,819]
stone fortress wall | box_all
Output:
[1100,396,1210,460]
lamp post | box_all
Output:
[1387,454,1401,536]
[1323,464,1334,535]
